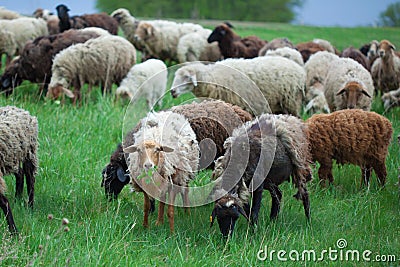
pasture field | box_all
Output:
[0,23,400,266]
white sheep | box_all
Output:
[134,20,204,62]
[0,17,48,67]
[324,57,374,111]
[0,6,21,20]
[47,35,136,104]
[264,46,304,66]
[116,59,167,109]
[0,106,38,233]
[381,87,400,110]
[177,29,222,63]
[124,111,199,232]
[312,38,337,54]
[171,56,305,117]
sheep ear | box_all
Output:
[190,74,197,87]
[117,167,128,183]
[124,145,138,153]
[160,145,174,153]
[238,206,249,221]
[210,208,217,227]
[146,25,154,36]
[62,88,75,98]
[336,88,347,96]
[361,89,372,98]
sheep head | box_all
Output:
[124,140,174,172]
[134,22,154,42]
[378,40,396,59]
[207,24,232,43]
[210,195,248,237]
[170,66,198,98]
[336,81,371,109]
[46,84,75,100]
[111,8,130,23]
[382,88,400,110]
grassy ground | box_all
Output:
[0,23,399,266]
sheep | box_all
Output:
[264,47,304,66]
[207,23,266,59]
[0,106,38,233]
[134,20,204,62]
[304,78,331,114]
[0,17,48,68]
[33,8,60,35]
[0,6,21,20]
[47,35,136,104]
[359,40,379,65]
[0,28,104,95]
[381,87,400,110]
[340,46,370,71]
[324,57,374,111]
[210,113,312,236]
[371,39,400,94]
[56,4,118,35]
[171,56,306,117]
[177,29,222,63]
[312,38,339,54]
[306,109,392,187]
[115,59,167,109]
[101,100,252,199]
[124,111,199,232]
[258,37,294,56]
[295,41,329,63]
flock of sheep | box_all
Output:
[0,5,398,237]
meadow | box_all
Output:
[0,22,399,266]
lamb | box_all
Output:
[177,29,222,63]
[47,35,136,104]
[101,100,252,199]
[207,23,266,59]
[0,106,38,233]
[371,39,400,94]
[0,6,21,20]
[33,8,60,35]
[210,114,312,236]
[171,56,306,117]
[56,4,118,34]
[381,87,400,110]
[0,28,105,95]
[324,57,374,111]
[115,59,167,109]
[124,111,199,232]
[340,46,370,71]
[264,47,304,66]
[306,109,392,187]
[258,37,294,56]
[0,17,48,68]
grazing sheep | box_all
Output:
[371,39,400,94]
[304,78,331,114]
[33,8,60,34]
[258,37,294,56]
[295,41,328,63]
[264,47,304,66]
[177,29,222,63]
[171,56,305,117]
[56,4,118,34]
[134,20,204,62]
[340,46,370,71]
[0,28,104,95]
[0,6,21,20]
[0,17,48,67]
[306,109,392,186]
[116,59,167,109]
[210,114,312,236]
[0,106,38,233]
[324,58,374,111]
[101,100,252,199]
[381,87,400,110]
[47,35,136,104]
[207,23,266,59]
[124,111,199,232]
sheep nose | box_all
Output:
[348,104,355,109]
[379,51,384,57]
[144,162,153,170]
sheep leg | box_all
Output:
[318,162,334,186]
[0,193,17,234]
[143,192,151,228]
[24,160,35,208]
[295,186,311,221]
[180,186,190,214]
[361,166,372,187]
[167,190,177,233]
[156,193,166,226]
[249,187,263,225]
[14,168,24,199]
[372,162,387,186]
[266,184,282,220]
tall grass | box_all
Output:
[0,23,399,266]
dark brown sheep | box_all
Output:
[56,4,118,35]
[210,114,312,237]
[306,109,392,186]
[207,23,266,59]
[340,46,370,71]
[101,100,252,200]
[0,29,101,95]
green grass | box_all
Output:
[1,23,400,266]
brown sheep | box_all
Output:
[258,37,294,56]
[295,41,328,63]
[340,46,370,71]
[371,39,400,94]
[306,109,393,187]
[207,23,266,59]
